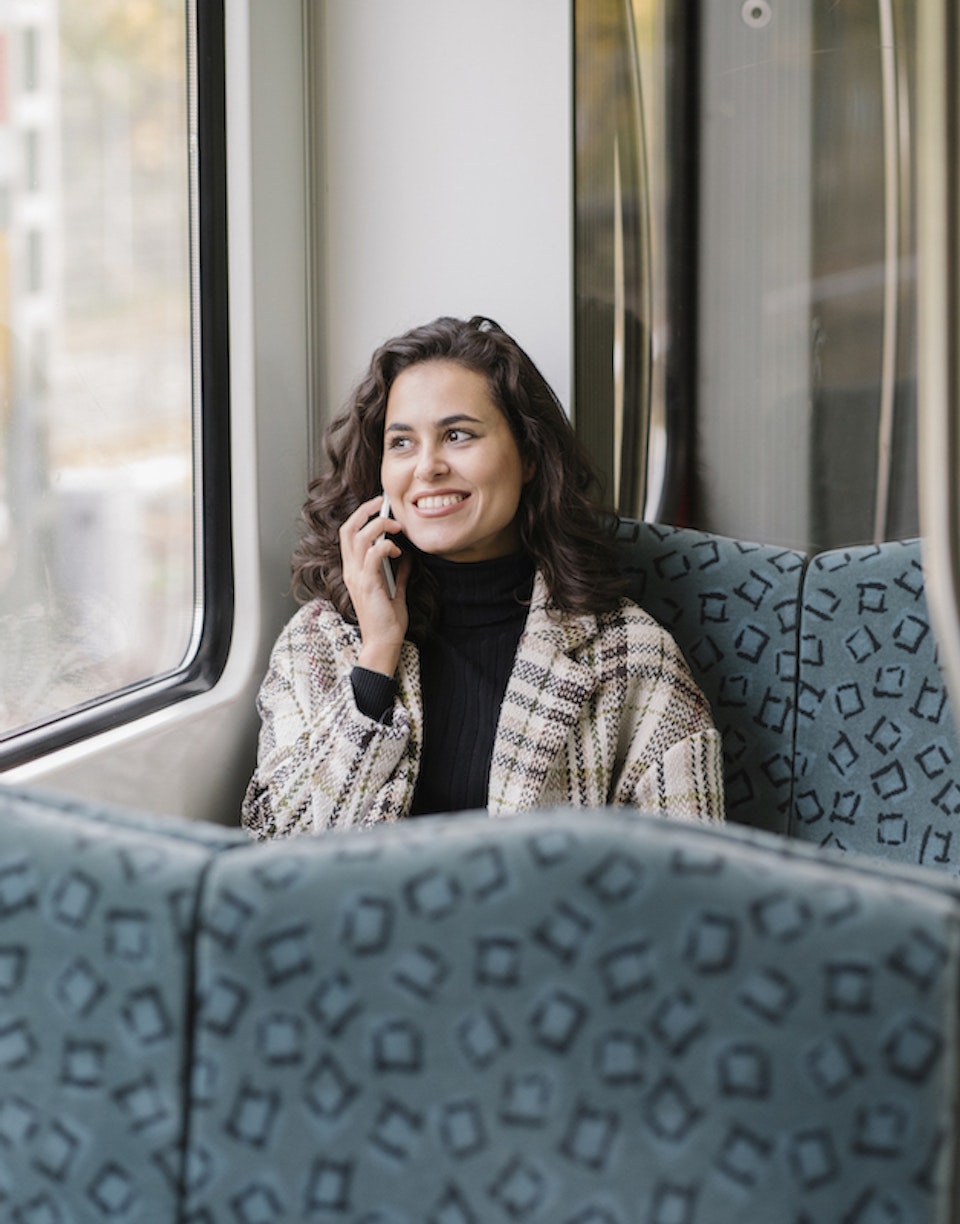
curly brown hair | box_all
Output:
[292,315,626,634]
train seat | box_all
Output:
[618,523,960,880]
[616,521,806,835]
[2,785,957,1220]
[184,806,959,1222]
[7,509,960,1222]
[0,787,242,1222]
[791,539,960,874]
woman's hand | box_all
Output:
[339,496,410,676]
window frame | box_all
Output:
[0,0,232,769]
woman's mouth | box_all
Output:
[414,493,468,510]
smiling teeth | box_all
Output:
[417,494,464,509]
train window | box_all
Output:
[0,0,230,765]
[576,0,919,553]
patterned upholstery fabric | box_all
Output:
[792,540,960,874]
[6,528,960,1219]
[617,521,805,833]
[0,786,238,1223]
[186,808,959,1223]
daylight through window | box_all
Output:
[0,0,198,741]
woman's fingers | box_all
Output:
[340,500,401,578]
[339,495,384,549]
[340,500,408,623]
[338,498,409,675]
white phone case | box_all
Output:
[379,494,397,598]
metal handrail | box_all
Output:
[873,0,901,543]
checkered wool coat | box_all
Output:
[241,574,725,838]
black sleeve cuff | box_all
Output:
[351,666,398,725]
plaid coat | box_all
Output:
[241,574,725,838]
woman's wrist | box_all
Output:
[357,641,402,677]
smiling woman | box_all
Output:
[381,361,532,564]
[241,316,724,837]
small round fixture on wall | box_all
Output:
[741,1,772,29]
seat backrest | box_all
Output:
[0,785,235,1222]
[186,807,960,1223]
[792,539,960,874]
[617,520,806,833]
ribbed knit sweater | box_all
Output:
[351,552,535,816]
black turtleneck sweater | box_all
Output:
[350,552,535,816]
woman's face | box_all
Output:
[380,359,532,563]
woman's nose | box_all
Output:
[415,445,449,480]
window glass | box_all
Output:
[0,0,196,738]
[575,0,919,552]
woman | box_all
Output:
[242,316,724,837]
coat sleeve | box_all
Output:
[240,603,415,838]
[610,614,726,823]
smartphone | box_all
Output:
[379,493,397,598]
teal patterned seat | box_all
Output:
[0,786,240,1223]
[185,808,959,1224]
[617,521,806,833]
[7,526,960,1221]
[792,539,960,874]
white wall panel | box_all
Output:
[315,0,573,422]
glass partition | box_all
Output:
[575,0,920,552]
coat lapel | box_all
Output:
[487,574,601,813]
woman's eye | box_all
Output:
[446,429,472,443]
[386,436,411,450]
